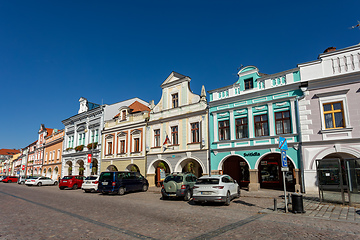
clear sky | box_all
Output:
[1,0,359,150]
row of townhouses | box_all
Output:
[2,44,360,197]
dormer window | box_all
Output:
[244,78,253,90]
[172,93,179,108]
[121,110,126,120]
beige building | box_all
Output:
[101,99,150,175]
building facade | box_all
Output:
[43,129,64,181]
[61,98,103,177]
[146,72,209,187]
[208,66,303,192]
[298,44,360,193]
[0,149,20,175]
[101,99,150,175]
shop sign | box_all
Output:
[244,152,260,157]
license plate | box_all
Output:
[63,181,67,182]
[102,182,108,185]
[201,192,211,195]
[86,181,90,184]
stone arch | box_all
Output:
[106,165,118,171]
[218,154,250,187]
[173,157,205,177]
[309,146,360,170]
[91,158,98,175]
[64,161,72,176]
[218,154,250,170]
[254,151,296,170]
[126,164,140,173]
[47,168,52,178]
[75,159,85,176]
[147,158,173,175]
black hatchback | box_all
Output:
[98,171,149,195]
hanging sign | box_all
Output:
[87,154,92,163]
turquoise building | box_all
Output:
[208,66,304,191]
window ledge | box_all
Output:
[151,146,161,149]
[187,142,201,145]
[320,127,353,134]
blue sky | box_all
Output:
[1,0,359,149]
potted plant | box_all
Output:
[75,145,84,151]
[87,142,98,150]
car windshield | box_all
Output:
[164,175,183,183]
[85,176,98,180]
[99,172,113,181]
[63,176,73,180]
[196,178,220,185]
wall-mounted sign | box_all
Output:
[244,152,260,157]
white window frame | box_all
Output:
[318,91,351,132]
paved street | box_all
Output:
[0,183,360,240]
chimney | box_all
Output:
[323,47,336,53]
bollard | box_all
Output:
[274,198,277,211]
[288,193,291,205]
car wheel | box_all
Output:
[118,187,125,195]
[224,192,231,206]
[21,181,25,185]
[142,184,148,192]
[72,184,78,190]
[237,187,241,198]
[8,180,12,183]
[184,190,191,201]
[37,182,42,186]
[59,187,65,190]
[54,181,58,186]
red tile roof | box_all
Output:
[0,149,20,155]
[128,101,150,113]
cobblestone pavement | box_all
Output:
[0,184,359,240]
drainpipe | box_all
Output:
[207,104,211,177]
[296,93,306,193]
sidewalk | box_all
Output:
[149,186,360,223]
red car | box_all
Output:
[59,175,85,190]
[2,176,19,183]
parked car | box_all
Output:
[17,175,27,184]
[81,175,99,193]
[59,175,85,190]
[192,175,240,206]
[0,176,8,181]
[161,172,197,201]
[2,176,19,183]
[98,171,148,195]
[25,176,58,186]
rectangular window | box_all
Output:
[275,110,291,134]
[154,129,160,147]
[172,93,179,108]
[218,120,230,140]
[107,142,113,155]
[134,138,140,152]
[236,117,248,139]
[45,153,48,162]
[78,133,85,145]
[254,114,269,137]
[191,122,199,143]
[323,102,344,129]
[57,149,60,159]
[244,78,253,90]
[171,126,178,145]
[120,140,125,153]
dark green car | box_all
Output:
[161,172,197,201]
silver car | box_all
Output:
[25,176,58,186]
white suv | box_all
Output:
[192,175,240,206]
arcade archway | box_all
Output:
[222,156,249,188]
[258,153,295,191]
